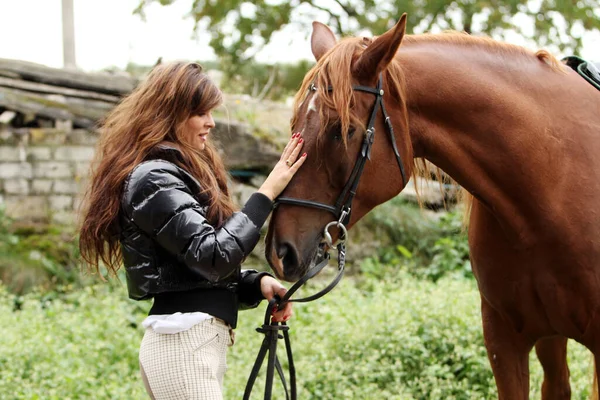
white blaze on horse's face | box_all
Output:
[295,91,319,137]
[307,92,318,115]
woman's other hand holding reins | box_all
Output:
[259,275,293,322]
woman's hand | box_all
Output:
[258,133,306,201]
[260,275,293,323]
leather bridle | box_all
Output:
[276,73,407,230]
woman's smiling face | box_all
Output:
[183,111,215,151]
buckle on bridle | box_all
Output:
[338,208,349,224]
[362,128,375,159]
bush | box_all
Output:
[0,275,594,399]
[421,212,471,281]
[355,199,471,282]
[0,283,148,399]
[0,206,97,294]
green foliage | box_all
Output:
[0,207,96,294]
[134,0,294,74]
[356,198,441,262]
[0,284,148,399]
[423,212,471,282]
[356,199,471,282]
[0,275,594,399]
[218,59,313,101]
[135,0,600,77]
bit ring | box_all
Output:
[321,221,348,247]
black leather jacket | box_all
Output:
[119,146,273,326]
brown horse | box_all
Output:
[265,13,600,399]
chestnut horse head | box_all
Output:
[265,15,415,281]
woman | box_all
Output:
[78,61,305,399]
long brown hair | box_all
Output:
[79,61,236,276]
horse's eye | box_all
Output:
[332,126,356,141]
[331,124,342,141]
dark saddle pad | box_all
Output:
[563,56,600,91]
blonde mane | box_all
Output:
[292,37,379,146]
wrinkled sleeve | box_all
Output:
[238,269,273,309]
[123,163,272,283]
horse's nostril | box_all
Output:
[276,243,289,260]
[277,243,298,271]
[283,247,298,271]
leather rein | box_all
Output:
[243,73,406,400]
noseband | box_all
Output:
[275,73,407,241]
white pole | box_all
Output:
[61,0,76,70]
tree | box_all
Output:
[134,0,599,76]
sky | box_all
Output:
[0,0,598,72]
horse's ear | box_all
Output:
[311,22,337,61]
[353,13,407,80]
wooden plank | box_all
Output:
[0,58,137,96]
[0,87,113,128]
[0,76,120,103]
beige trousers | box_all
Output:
[139,318,234,400]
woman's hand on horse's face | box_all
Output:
[258,133,307,201]
[260,276,293,322]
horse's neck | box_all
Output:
[399,44,569,245]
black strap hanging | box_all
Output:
[243,245,346,400]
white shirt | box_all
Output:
[142,312,214,334]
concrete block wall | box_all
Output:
[0,128,96,225]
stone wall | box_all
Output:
[0,128,96,225]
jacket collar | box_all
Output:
[147,142,186,164]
